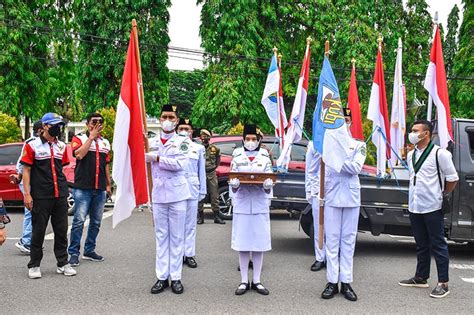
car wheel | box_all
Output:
[300,204,313,238]
[217,186,233,220]
[67,191,75,216]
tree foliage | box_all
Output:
[0,112,22,143]
[169,70,205,119]
[445,4,460,77]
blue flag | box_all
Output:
[312,57,351,172]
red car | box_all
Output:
[0,142,76,209]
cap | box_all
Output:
[200,129,211,137]
[41,113,65,126]
[161,104,177,114]
[177,118,193,129]
[243,124,258,138]
[343,108,352,118]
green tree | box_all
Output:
[0,112,22,143]
[169,70,205,119]
[73,0,171,116]
[445,4,460,77]
[451,0,474,118]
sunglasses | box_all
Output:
[90,119,104,125]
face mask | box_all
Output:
[178,130,190,137]
[47,125,61,137]
[244,140,258,151]
[408,132,422,145]
[161,120,175,132]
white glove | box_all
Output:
[316,195,325,207]
[229,178,240,189]
[263,178,274,190]
[199,194,207,201]
[145,152,158,163]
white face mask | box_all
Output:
[244,140,258,151]
[178,130,191,137]
[408,132,421,145]
[161,119,176,132]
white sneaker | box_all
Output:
[56,264,77,276]
[28,267,42,279]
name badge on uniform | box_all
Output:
[236,162,248,166]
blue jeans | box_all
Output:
[68,189,106,256]
[19,184,32,245]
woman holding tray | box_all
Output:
[228,124,274,296]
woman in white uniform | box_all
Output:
[228,124,274,296]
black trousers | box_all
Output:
[28,197,69,268]
[409,210,449,282]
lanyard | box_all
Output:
[412,142,434,186]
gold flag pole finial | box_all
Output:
[306,37,313,45]
[351,58,356,68]
[325,40,330,57]
[377,35,383,51]
[273,46,278,56]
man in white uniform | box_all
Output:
[399,120,458,299]
[305,141,325,272]
[320,108,366,301]
[146,105,192,295]
[176,118,206,269]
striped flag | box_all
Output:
[276,42,311,169]
[276,58,288,150]
[390,38,406,166]
[368,43,391,176]
[424,25,453,148]
[112,29,149,228]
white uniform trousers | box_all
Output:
[153,201,187,281]
[312,202,326,262]
[184,198,198,257]
[324,206,359,284]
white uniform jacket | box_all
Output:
[229,147,273,215]
[183,140,207,200]
[309,138,366,208]
[305,141,321,198]
[149,134,192,204]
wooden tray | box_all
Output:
[228,172,277,184]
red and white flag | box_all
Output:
[424,25,453,148]
[368,45,391,176]
[276,60,288,150]
[347,62,364,141]
[390,38,406,166]
[276,42,311,169]
[112,30,149,228]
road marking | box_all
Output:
[6,237,21,240]
[450,264,474,270]
[45,210,114,240]
[461,278,474,283]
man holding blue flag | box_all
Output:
[311,55,366,302]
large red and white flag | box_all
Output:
[368,45,391,176]
[112,30,149,228]
[424,25,453,148]
[276,60,288,150]
[276,42,311,169]
[390,38,406,166]
[347,62,364,141]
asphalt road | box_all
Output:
[1,208,473,314]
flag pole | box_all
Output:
[427,11,438,122]
[318,40,330,250]
[131,19,153,206]
[273,46,282,149]
[277,52,284,151]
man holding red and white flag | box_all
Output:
[368,37,391,177]
[347,59,364,141]
[112,28,149,229]
[424,25,453,149]
[390,38,406,166]
[276,38,311,169]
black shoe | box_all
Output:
[398,276,429,288]
[430,283,450,298]
[197,212,204,225]
[251,282,269,295]
[310,260,325,272]
[151,279,169,294]
[321,282,339,299]
[214,215,225,224]
[184,256,197,268]
[171,280,184,294]
[341,283,358,301]
[235,282,250,295]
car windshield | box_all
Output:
[0,144,22,166]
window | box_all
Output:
[215,141,241,156]
[467,128,474,159]
[0,145,23,166]
[290,144,307,162]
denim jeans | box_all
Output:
[19,184,32,245]
[68,189,106,256]
[409,210,449,282]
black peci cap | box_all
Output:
[343,108,352,118]
[161,104,177,114]
[243,124,258,138]
[177,118,193,129]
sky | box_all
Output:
[167,0,464,71]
